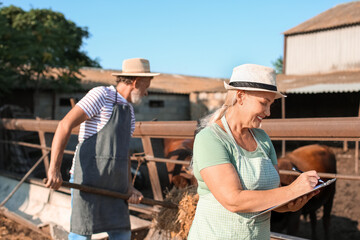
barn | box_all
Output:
[75,67,226,121]
[1,67,226,121]
[277,1,360,118]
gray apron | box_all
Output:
[70,92,132,235]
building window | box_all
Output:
[149,100,164,108]
[59,98,79,107]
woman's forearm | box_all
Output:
[202,165,319,213]
[223,185,295,213]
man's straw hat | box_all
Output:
[224,64,285,99]
[112,58,160,77]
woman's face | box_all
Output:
[237,90,276,128]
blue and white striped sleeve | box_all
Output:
[77,87,107,118]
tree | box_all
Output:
[0,4,20,95]
[0,5,100,96]
[272,56,283,74]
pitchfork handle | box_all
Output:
[43,178,177,209]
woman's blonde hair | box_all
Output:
[198,90,238,130]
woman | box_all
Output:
[188,64,320,240]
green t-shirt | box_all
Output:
[192,123,277,196]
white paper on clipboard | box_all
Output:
[250,178,337,219]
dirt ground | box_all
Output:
[0,147,360,240]
[292,147,360,240]
[0,214,50,240]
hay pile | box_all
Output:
[152,185,199,239]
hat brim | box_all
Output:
[224,81,286,99]
[112,72,160,77]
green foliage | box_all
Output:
[272,56,283,74]
[0,5,101,96]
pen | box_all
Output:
[292,166,325,184]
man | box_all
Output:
[46,58,159,240]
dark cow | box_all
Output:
[271,144,337,240]
[163,138,196,188]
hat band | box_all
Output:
[229,81,277,91]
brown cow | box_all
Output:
[271,144,337,240]
[163,138,197,188]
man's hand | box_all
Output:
[46,106,88,190]
[45,168,63,190]
[127,186,143,204]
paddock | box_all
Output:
[1,117,360,239]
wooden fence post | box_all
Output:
[70,98,76,108]
[281,140,286,157]
[141,136,164,201]
[343,140,348,152]
[355,140,359,174]
[281,97,286,157]
[36,117,50,177]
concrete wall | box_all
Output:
[134,93,190,121]
[33,91,191,121]
[33,92,85,120]
[33,92,53,119]
[54,93,85,120]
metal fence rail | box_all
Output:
[1,117,360,206]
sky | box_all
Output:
[1,0,355,79]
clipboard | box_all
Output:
[250,178,336,219]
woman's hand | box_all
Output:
[274,171,320,213]
[285,190,320,212]
[127,186,144,204]
[283,170,320,212]
[288,170,320,196]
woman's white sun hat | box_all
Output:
[112,58,160,77]
[224,64,286,99]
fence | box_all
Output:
[1,117,360,214]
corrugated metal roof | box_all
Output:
[286,83,360,94]
[277,70,360,92]
[284,1,360,35]
[79,68,226,94]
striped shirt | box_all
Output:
[70,85,135,174]
[77,85,135,141]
